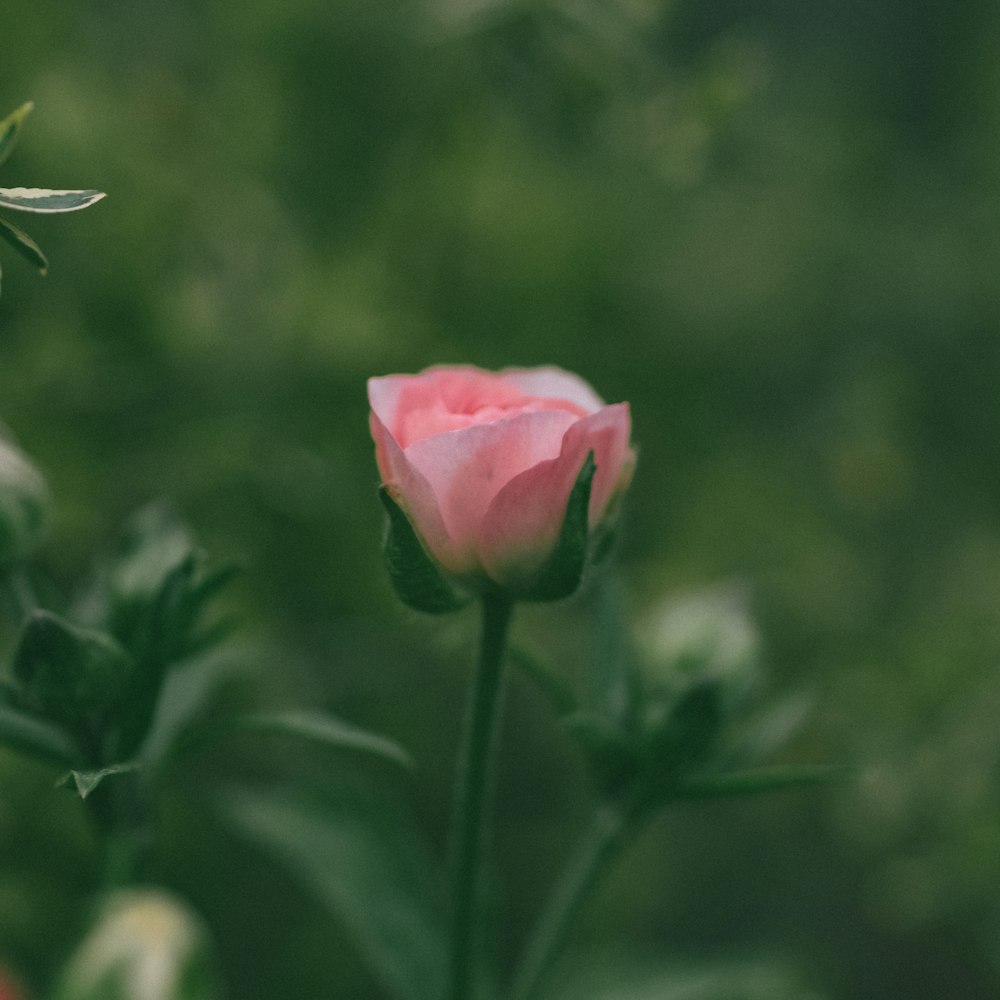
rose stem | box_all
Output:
[509,803,629,1000]
[447,592,514,1000]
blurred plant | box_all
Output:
[0,452,416,995]
[52,889,219,1000]
[0,102,105,295]
[507,580,836,1000]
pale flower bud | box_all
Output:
[54,890,219,1000]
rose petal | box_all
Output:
[478,404,633,587]
[500,366,607,414]
[404,408,579,563]
[369,410,468,575]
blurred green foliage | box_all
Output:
[1,0,999,997]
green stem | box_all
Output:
[509,803,629,1000]
[447,594,514,1000]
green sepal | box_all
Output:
[0,102,33,168]
[518,451,596,603]
[0,215,48,272]
[57,760,139,800]
[379,486,469,614]
[13,609,133,730]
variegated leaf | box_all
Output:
[0,187,106,213]
[0,216,48,272]
[0,102,33,168]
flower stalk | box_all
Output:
[447,593,514,1000]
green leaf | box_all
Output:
[635,683,722,811]
[520,451,595,602]
[221,779,447,1000]
[0,187,106,213]
[675,763,850,800]
[0,102,33,167]
[564,711,636,796]
[0,215,48,272]
[509,643,578,716]
[379,486,469,613]
[135,652,239,776]
[0,434,48,564]
[227,710,414,770]
[57,760,139,799]
[13,610,133,729]
[0,701,78,764]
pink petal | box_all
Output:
[403,408,579,564]
[369,410,469,576]
[500,366,606,414]
[478,404,633,588]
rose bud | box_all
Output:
[368,365,635,607]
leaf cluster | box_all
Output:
[523,582,842,826]
[1,504,236,797]
[0,102,105,295]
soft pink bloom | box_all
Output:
[368,365,635,591]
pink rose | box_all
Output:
[368,364,635,596]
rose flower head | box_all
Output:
[368,365,635,609]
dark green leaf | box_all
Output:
[13,610,133,728]
[0,702,78,764]
[136,652,238,775]
[508,644,578,716]
[228,710,414,770]
[379,487,469,613]
[675,764,850,800]
[564,711,636,796]
[222,780,447,1000]
[520,451,595,602]
[0,215,48,272]
[635,683,723,809]
[0,102,33,167]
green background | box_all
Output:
[1,1,999,997]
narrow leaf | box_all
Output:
[508,644,578,716]
[0,702,78,764]
[675,764,850,800]
[0,187,106,213]
[222,781,447,1000]
[0,216,48,272]
[14,609,133,728]
[231,710,414,770]
[379,487,469,614]
[0,102,33,167]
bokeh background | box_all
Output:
[2,0,999,997]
